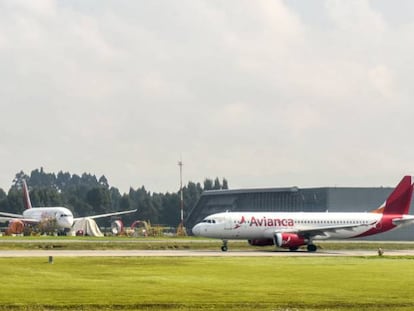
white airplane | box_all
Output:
[0,180,137,234]
[192,176,414,252]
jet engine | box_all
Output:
[274,233,306,250]
[248,239,274,246]
[111,220,124,235]
[7,219,25,235]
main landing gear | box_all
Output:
[289,243,318,252]
[221,240,228,252]
[289,244,317,252]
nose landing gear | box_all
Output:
[221,240,228,252]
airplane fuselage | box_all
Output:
[192,211,409,240]
[23,207,74,229]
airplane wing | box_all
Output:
[0,211,25,218]
[0,216,19,222]
[275,222,374,238]
[73,209,137,221]
[0,212,39,224]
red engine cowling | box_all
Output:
[275,233,305,249]
[7,219,25,235]
[248,239,274,246]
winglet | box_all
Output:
[372,176,413,215]
[22,180,32,210]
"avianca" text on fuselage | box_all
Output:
[239,216,294,227]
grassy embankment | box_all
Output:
[0,256,414,310]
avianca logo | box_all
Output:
[233,216,246,229]
[234,216,294,228]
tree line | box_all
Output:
[0,168,228,228]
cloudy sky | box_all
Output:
[1,0,414,193]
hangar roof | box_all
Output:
[201,187,299,196]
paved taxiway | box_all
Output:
[1,249,414,257]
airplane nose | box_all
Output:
[60,217,73,229]
[192,224,201,236]
[67,217,74,227]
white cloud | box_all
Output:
[326,0,386,34]
[0,0,413,192]
[368,65,395,98]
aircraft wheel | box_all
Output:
[289,247,299,251]
[307,244,317,252]
[221,240,228,252]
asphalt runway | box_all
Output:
[1,249,414,257]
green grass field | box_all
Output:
[1,256,414,310]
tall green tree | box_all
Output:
[222,178,229,190]
[86,187,111,215]
[203,178,213,191]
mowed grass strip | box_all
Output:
[0,256,413,310]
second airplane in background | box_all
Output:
[192,176,414,251]
[0,180,137,234]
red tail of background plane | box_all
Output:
[372,176,413,215]
[22,180,32,210]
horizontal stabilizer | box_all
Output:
[392,215,414,226]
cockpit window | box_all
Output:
[202,219,216,224]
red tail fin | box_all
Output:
[376,176,413,215]
[22,180,32,210]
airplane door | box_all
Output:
[224,214,233,230]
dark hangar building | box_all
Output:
[185,186,414,240]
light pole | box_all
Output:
[177,159,186,235]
